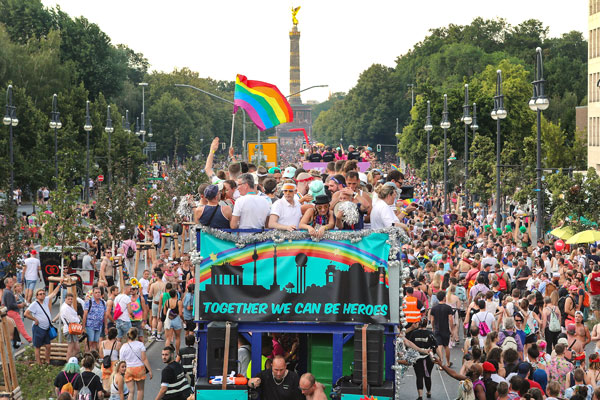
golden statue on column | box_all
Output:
[291,6,301,26]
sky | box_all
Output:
[41,0,588,103]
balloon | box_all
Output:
[520,226,527,233]
[555,239,565,252]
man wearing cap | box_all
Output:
[481,361,499,399]
[231,173,271,230]
[564,285,581,326]
[269,182,302,231]
[282,166,296,180]
[346,145,360,160]
[23,250,41,304]
[194,184,232,229]
[268,167,282,183]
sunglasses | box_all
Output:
[515,319,523,322]
[283,190,295,193]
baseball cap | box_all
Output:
[482,361,496,373]
[569,285,578,291]
[557,337,568,346]
[31,250,37,255]
[68,356,79,365]
[283,167,296,178]
[204,184,220,200]
[517,362,531,378]
[358,172,368,185]
[309,180,326,198]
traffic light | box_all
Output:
[376,144,381,152]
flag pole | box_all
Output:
[230,112,235,149]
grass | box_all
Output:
[16,361,63,400]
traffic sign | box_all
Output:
[98,175,104,182]
[145,142,156,151]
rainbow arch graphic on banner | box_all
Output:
[198,237,389,286]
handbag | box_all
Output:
[103,340,117,369]
[37,301,58,340]
[68,323,84,335]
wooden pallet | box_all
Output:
[39,342,69,363]
[0,308,20,397]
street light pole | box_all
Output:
[3,85,18,196]
[492,70,508,229]
[84,101,93,203]
[105,106,114,191]
[440,94,451,212]
[529,47,549,241]
[139,83,148,142]
[470,103,479,206]
[148,120,153,163]
[50,94,62,186]
[174,83,248,160]
[424,100,433,196]
[461,84,472,210]
[407,84,415,108]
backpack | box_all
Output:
[113,302,123,320]
[60,372,78,395]
[558,295,571,323]
[501,331,518,352]
[524,311,539,335]
[549,307,561,332]
[495,271,508,291]
[126,246,135,259]
[77,373,96,400]
[475,312,491,337]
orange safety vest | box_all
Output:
[404,295,421,323]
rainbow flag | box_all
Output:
[401,198,416,207]
[391,164,400,171]
[233,74,293,131]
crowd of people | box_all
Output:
[3,133,600,400]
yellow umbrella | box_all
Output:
[565,230,600,244]
[316,143,324,147]
[550,226,575,240]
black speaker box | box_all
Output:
[352,324,384,387]
[207,322,238,377]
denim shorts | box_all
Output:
[169,316,183,331]
[25,279,36,291]
[86,327,102,342]
[32,324,51,348]
[65,333,78,343]
[116,320,132,338]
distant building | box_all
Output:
[589,1,600,170]
[576,106,588,142]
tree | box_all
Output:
[467,134,495,202]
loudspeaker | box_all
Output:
[352,324,384,387]
[207,322,238,377]
[400,186,414,200]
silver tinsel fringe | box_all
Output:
[338,201,360,226]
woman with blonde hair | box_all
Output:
[109,360,129,400]
[430,273,443,296]
[484,331,499,356]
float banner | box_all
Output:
[303,162,371,173]
[198,232,390,323]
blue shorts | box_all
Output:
[116,320,132,338]
[25,279,36,291]
[32,324,51,348]
[169,316,183,331]
[86,327,102,343]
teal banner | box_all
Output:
[198,232,391,323]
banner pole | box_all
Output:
[230,113,235,149]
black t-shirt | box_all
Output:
[256,369,303,400]
[430,303,453,333]
[514,266,531,290]
[54,371,79,390]
[589,254,600,264]
[308,153,322,162]
[407,328,437,350]
[161,361,192,400]
[73,371,103,399]
[347,150,361,160]
[322,152,335,162]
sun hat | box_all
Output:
[309,180,326,198]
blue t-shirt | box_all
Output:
[183,292,194,321]
[84,298,106,330]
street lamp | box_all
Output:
[139,82,148,142]
[105,105,114,190]
[424,100,433,196]
[122,110,131,185]
[492,70,507,229]
[3,85,17,195]
[174,83,248,160]
[530,47,549,240]
[83,101,93,203]
[440,94,451,212]
[461,84,472,210]
[147,120,153,162]
[50,94,62,186]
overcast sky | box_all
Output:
[42,0,587,103]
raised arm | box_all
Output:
[204,137,220,179]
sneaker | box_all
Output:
[144,324,151,331]
[156,334,164,342]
